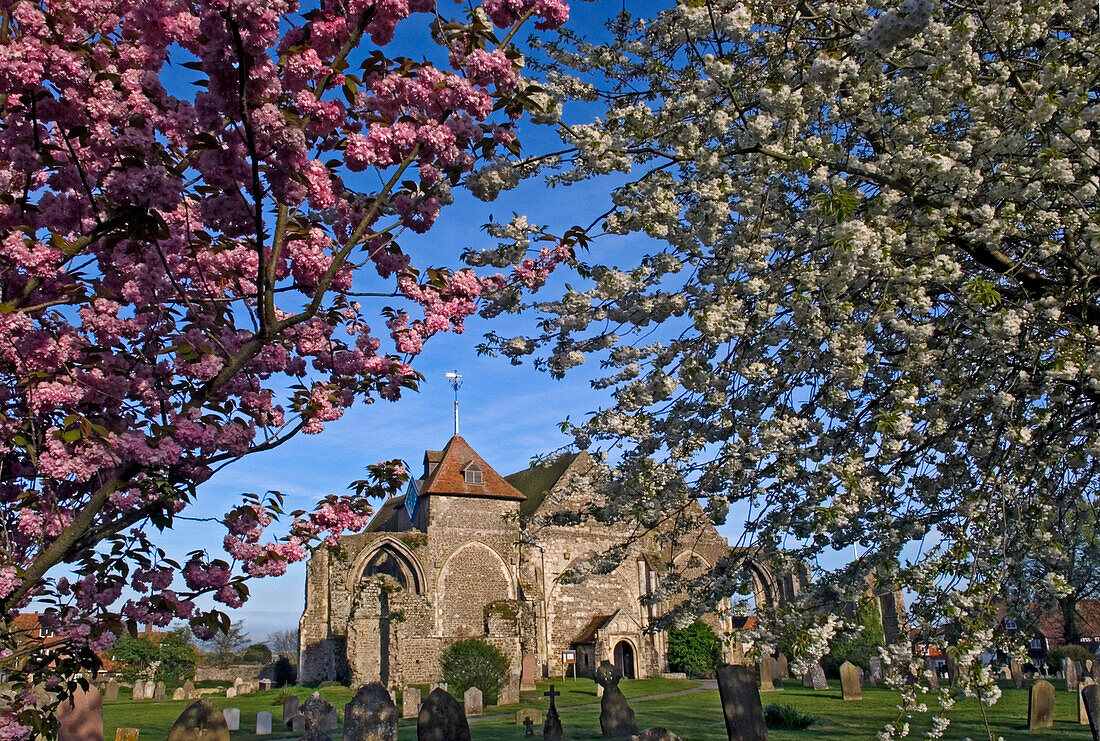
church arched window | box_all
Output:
[361,544,422,594]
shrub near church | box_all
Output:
[441,639,509,705]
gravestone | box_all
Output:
[291,715,306,733]
[1069,660,1082,692]
[172,689,185,701]
[868,657,883,686]
[803,663,827,690]
[944,654,958,686]
[429,682,448,693]
[523,717,535,737]
[463,687,483,716]
[224,687,236,699]
[402,687,421,719]
[222,708,240,731]
[58,684,103,741]
[758,658,775,692]
[924,659,939,691]
[182,680,195,700]
[840,661,862,701]
[595,660,638,738]
[256,710,273,735]
[715,664,767,741]
[1028,680,1055,730]
[233,677,244,691]
[499,670,520,705]
[145,681,157,700]
[131,681,145,701]
[167,700,230,741]
[1093,659,1100,684]
[631,730,683,741]
[776,654,790,681]
[544,685,564,741]
[283,694,301,729]
[343,683,398,741]
[1083,683,1100,741]
[1010,660,1025,689]
[1080,678,1095,724]
[516,708,543,725]
[259,678,272,691]
[417,688,470,741]
[105,679,119,703]
[521,654,538,691]
[302,692,338,731]
[154,682,166,701]
[115,730,139,741]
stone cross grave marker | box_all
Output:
[716,664,767,741]
[1028,680,1055,730]
[222,708,240,731]
[58,684,103,741]
[543,685,564,741]
[115,729,138,741]
[302,692,338,731]
[1070,659,1082,692]
[1080,677,1095,725]
[1083,683,1100,741]
[463,686,483,716]
[343,683,398,741]
[105,679,119,703]
[523,716,534,737]
[402,686,420,719]
[417,687,470,741]
[166,699,230,741]
[758,657,775,692]
[283,694,301,729]
[256,710,272,735]
[803,663,827,690]
[596,661,638,738]
[840,661,862,701]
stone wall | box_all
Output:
[193,664,271,683]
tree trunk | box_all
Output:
[1060,594,1081,646]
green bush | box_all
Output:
[241,642,273,664]
[440,638,508,705]
[764,703,817,730]
[110,628,196,685]
[1046,644,1095,669]
[273,655,296,687]
[667,620,723,678]
[822,600,885,678]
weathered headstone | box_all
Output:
[302,692,338,731]
[516,708,543,725]
[146,681,157,700]
[222,707,240,731]
[343,683,398,741]
[499,670,520,705]
[630,729,683,741]
[154,682,166,701]
[166,700,230,741]
[775,654,790,681]
[172,688,186,701]
[105,679,119,703]
[58,684,103,741]
[1028,679,1055,730]
[1010,660,1025,689]
[417,688,470,741]
[758,658,775,692]
[1083,683,1100,741]
[463,686,483,717]
[868,657,883,686]
[543,685,564,741]
[115,730,139,741]
[1069,659,1082,692]
[259,678,273,691]
[402,687,421,719]
[131,681,145,701]
[595,660,638,738]
[233,677,244,691]
[291,715,306,733]
[715,664,767,741]
[521,654,538,691]
[1080,677,1095,725]
[803,663,827,690]
[256,710,273,735]
[283,694,301,729]
[840,661,862,701]
[224,687,236,699]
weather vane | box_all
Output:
[445,371,462,436]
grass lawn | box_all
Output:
[104,677,1096,740]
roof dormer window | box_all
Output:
[464,463,483,485]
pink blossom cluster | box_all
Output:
[514,243,573,289]
[483,0,569,30]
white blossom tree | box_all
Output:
[467,0,1100,733]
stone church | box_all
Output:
[298,434,807,688]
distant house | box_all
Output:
[995,600,1100,664]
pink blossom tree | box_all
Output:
[0,0,569,734]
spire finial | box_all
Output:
[445,371,462,436]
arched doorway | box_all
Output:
[613,640,635,679]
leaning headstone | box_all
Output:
[1010,660,1025,689]
[115,730,139,741]
[153,682,166,701]
[259,678,273,691]
[595,660,638,738]
[256,710,273,735]
[868,657,883,686]
[302,692,338,731]
[1028,679,1055,730]
[222,707,240,731]
[402,686,421,719]
[758,658,775,692]
[225,687,236,699]
[1080,677,1095,724]
[105,679,119,703]
[521,654,538,691]
[284,694,302,729]
[543,685,564,741]
[776,654,790,681]
[1069,659,1082,692]
[715,664,767,741]
[803,663,827,690]
[131,681,145,701]
[631,729,683,741]
[1083,683,1100,740]
[840,661,862,701]
[167,700,230,741]
[516,708,543,725]
[58,684,103,741]
[463,687,483,717]
[343,683,398,741]
[417,688,470,741]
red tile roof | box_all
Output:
[419,436,525,501]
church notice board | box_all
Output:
[562,650,577,679]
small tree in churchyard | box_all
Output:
[241,642,274,665]
[266,629,299,660]
[667,619,723,679]
[440,638,509,705]
[272,655,296,688]
[0,0,573,734]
